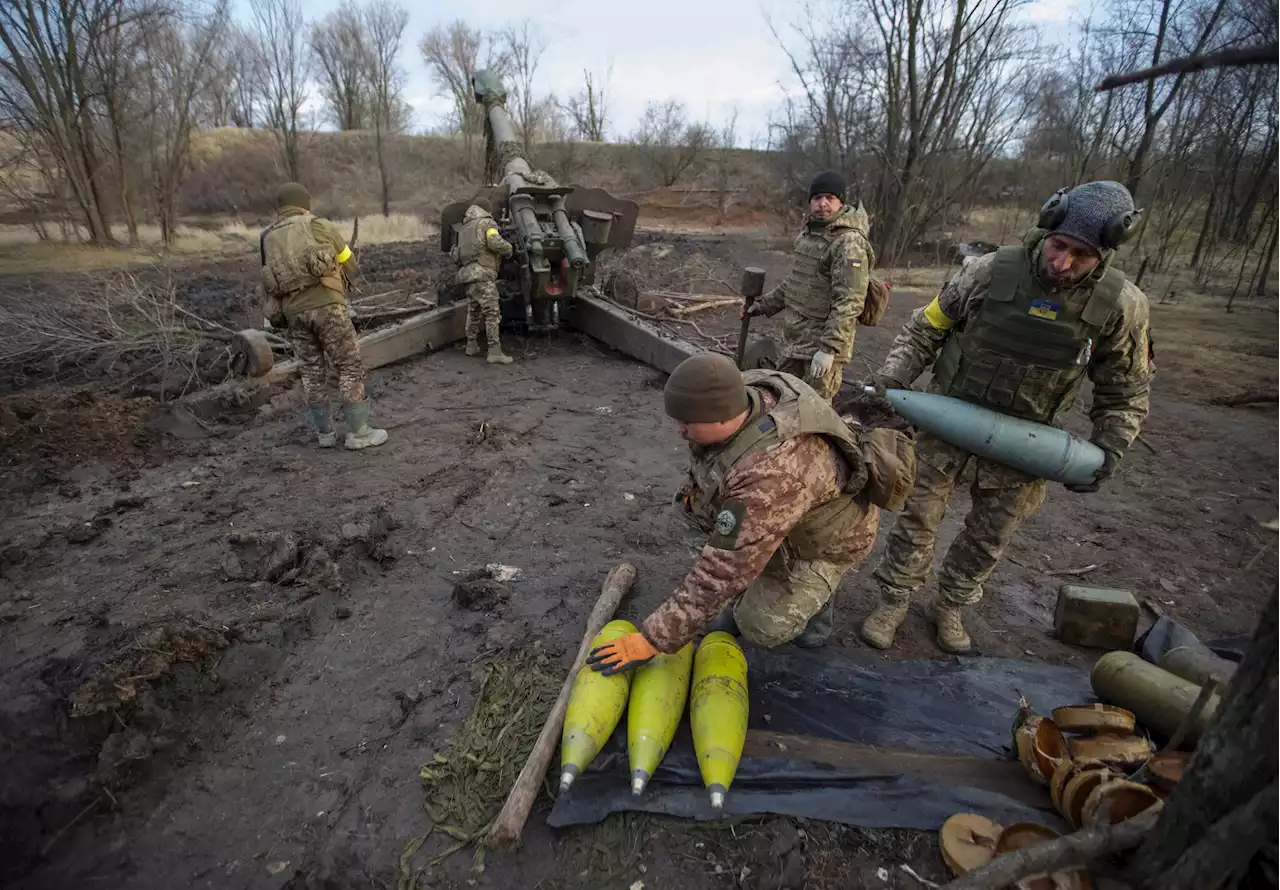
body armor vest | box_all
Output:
[457,211,502,272]
[685,370,869,559]
[933,245,1126,423]
[259,213,341,298]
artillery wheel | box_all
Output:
[234,329,275,377]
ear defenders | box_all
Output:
[1038,186,1145,250]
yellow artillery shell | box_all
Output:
[559,619,637,793]
[690,631,749,809]
[627,642,694,795]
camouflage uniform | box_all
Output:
[872,235,1153,612]
[753,202,874,400]
[260,206,362,407]
[642,372,881,652]
[455,204,514,356]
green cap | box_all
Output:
[664,353,749,423]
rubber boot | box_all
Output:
[342,400,389,450]
[465,338,482,356]
[859,589,910,650]
[927,594,972,654]
[308,406,337,449]
[487,344,513,364]
[794,597,834,649]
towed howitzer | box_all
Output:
[439,70,639,333]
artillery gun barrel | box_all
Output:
[475,69,560,191]
[552,198,589,268]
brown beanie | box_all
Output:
[664,353,749,423]
[277,182,312,211]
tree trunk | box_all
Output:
[375,119,390,217]
[1191,191,1217,270]
[1126,591,1278,889]
[1253,225,1277,297]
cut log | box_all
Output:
[1210,389,1278,408]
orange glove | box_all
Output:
[586,632,659,675]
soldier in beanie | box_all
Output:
[586,353,883,675]
[744,169,876,401]
[259,182,387,450]
[860,181,1154,654]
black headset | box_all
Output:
[1038,186,1145,250]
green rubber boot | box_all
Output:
[342,400,388,450]
[308,406,338,448]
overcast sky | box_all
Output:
[240,0,1083,145]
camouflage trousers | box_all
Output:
[872,432,1047,607]
[287,303,366,405]
[732,550,854,647]
[768,355,846,402]
[464,280,501,347]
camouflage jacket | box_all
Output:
[260,207,357,319]
[455,204,513,284]
[878,243,1153,460]
[640,390,880,652]
[755,203,873,363]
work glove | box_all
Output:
[807,350,835,382]
[586,632,659,675]
[1065,449,1119,494]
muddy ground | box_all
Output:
[1,231,1277,890]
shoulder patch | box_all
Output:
[707,498,747,550]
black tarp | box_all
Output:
[548,648,1094,831]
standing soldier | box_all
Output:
[585,353,912,675]
[744,170,876,401]
[859,181,1153,654]
[455,199,515,364]
[259,182,388,450]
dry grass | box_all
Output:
[0,212,435,275]
[1146,301,1277,404]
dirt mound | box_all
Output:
[70,624,230,718]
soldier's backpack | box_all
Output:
[860,276,891,326]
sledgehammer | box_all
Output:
[736,267,767,370]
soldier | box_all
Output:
[455,199,515,364]
[859,180,1153,654]
[744,170,874,401]
[585,353,892,675]
[259,182,387,450]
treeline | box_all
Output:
[769,0,1278,293]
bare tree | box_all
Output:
[310,12,369,131]
[562,63,611,142]
[419,20,507,178]
[500,20,554,148]
[714,109,740,224]
[363,0,409,216]
[0,0,143,242]
[251,0,309,181]
[139,2,228,245]
[632,99,713,188]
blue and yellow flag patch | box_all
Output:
[1028,298,1061,320]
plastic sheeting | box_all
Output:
[1137,615,1250,664]
[548,648,1093,831]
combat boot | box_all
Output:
[927,594,972,654]
[308,406,338,448]
[859,588,910,649]
[342,400,389,450]
[465,338,482,356]
[487,344,513,364]
[707,605,740,637]
[794,597,834,649]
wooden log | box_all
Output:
[669,297,742,317]
[1210,389,1278,408]
[486,562,637,848]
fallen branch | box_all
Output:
[669,297,742,316]
[1043,562,1106,578]
[351,307,433,325]
[1210,389,1278,408]
[941,809,1160,889]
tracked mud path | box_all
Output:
[2,279,1276,888]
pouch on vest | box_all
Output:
[860,276,890,326]
[860,427,917,511]
[260,214,339,299]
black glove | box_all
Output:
[1065,449,1119,494]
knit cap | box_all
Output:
[1049,181,1135,253]
[664,353,749,423]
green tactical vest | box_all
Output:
[457,210,502,272]
[686,370,870,560]
[932,245,1126,424]
[260,212,341,299]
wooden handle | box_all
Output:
[486,562,637,848]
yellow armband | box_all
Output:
[485,228,499,238]
[335,245,352,264]
[923,297,954,330]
